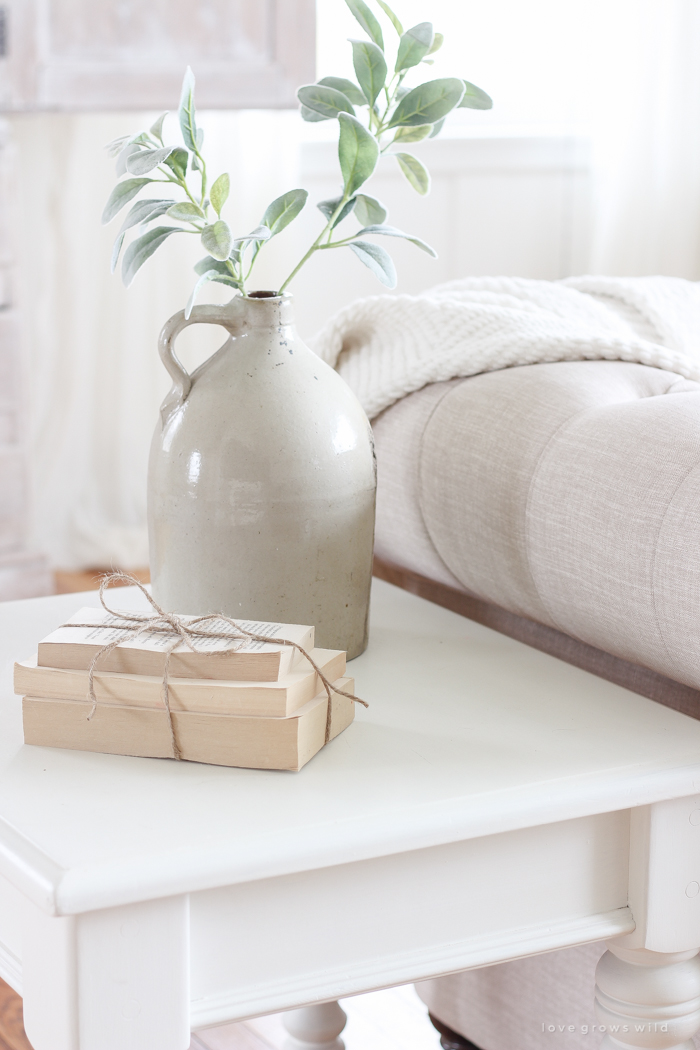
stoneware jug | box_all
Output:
[147,292,376,658]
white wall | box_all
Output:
[287,136,591,338]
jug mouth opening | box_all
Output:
[246,290,283,299]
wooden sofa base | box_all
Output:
[429,1012,483,1050]
[373,559,700,722]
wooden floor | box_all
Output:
[53,567,150,594]
[0,977,439,1050]
[0,981,31,1050]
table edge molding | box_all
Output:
[0,813,64,913]
[0,935,22,995]
[4,763,700,915]
[190,907,635,1029]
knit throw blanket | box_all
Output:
[311,275,700,419]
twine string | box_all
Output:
[65,571,367,761]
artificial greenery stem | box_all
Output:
[103,0,491,300]
[279,195,351,292]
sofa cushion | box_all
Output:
[373,360,700,690]
[416,941,605,1050]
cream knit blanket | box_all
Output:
[311,275,700,419]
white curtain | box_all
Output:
[585,0,700,276]
[12,110,301,570]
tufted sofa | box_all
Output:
[373,359,700,714]
[371,357,700,1050]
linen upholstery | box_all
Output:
[373,379,463,591]
[416,942,605,1050]
[373,360,700,691]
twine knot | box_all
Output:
[66,571,366,761]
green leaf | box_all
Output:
[355,223,437,256]
[211,274,240,288]
[102,178,152,224]
[110,232,125,274]
[179,66,198,152]
[301,104,330,122]
[354,193,387,225]
[194,250,232,273]
[185,270,238,319]
[210,173,230,217]
[428,31,444,54]
[348,240,396,287]
[350,39,387,106]
[393,124,431,144]
[459,80,493,110]
[164,148,188,179]
[395,22,434,72]
[429,117,445,138]
[388,78,465,127]
[115,141,144,176]
[125,146,176,176]
[262,189,308,236]
[167,202,205,222]
[394,151,431,194]
[105,135,130,158]
[119,198,174,233]
[376,0,403,35]
[317,196,357,227]
[317,77,367,106]
[297,84,355,119]
[121,226,182,287]
[338,112,379,196]
[344,0,384,48]
[234,225,271,246]
[150,113,168,142]
[201,220,233,261]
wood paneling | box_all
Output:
[1,0,316,111]
[287,135,592,337]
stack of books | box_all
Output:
[14,608,356,771]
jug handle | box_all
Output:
[158,303,240,404]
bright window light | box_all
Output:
[316,0,644,135]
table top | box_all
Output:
[2,579,700,917]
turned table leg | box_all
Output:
[595,942,700,1049]
[282,1002,347,1050]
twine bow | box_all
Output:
[66,571,367,761]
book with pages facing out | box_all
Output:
[15,648,346,718]
[37,607,314,682]
[20,607,359,770]
[21,677,356,772]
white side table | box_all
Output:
[1,580,700,1050]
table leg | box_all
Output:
[282,1002,347,1050]
[22,895,190,1050]
[595,942,700,1049]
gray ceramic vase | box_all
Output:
[147,292,376,659]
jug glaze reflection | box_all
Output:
[148,292,377,658]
